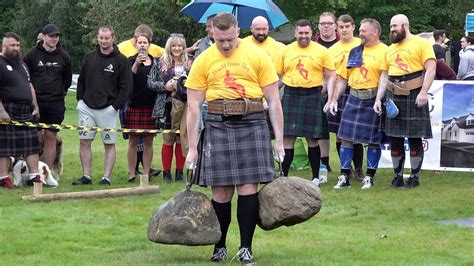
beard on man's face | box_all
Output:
[3,50,21,66]
[390,26,406,44]
[252,32,268,43]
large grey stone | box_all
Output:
[147,189,221,246]
[258,176,322,230]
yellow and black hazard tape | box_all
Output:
[0,120,180,134]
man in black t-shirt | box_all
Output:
[0,32,41,189]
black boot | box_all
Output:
[390,175,404,188]
[175,169,185,182]
[163,171,172,183]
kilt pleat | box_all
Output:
[282,86,329,139]
[0,102,40,156]
[337,95,384,144]
[327,86,350,133]
[383,88,432,139]
[125,107,157,132]
[194,113,275,186]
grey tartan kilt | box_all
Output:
[382,88,433,139]
[194,112,276,187]
[0,102,40,156]
[337,95,384,144]
[327,86,350,133]
[281,86,329,139]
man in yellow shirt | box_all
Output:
[373,14,436,188]
[275,19,336,186]
[327,14,364,182]
[185,13,284,264]
[329,18,388,189]
[118,24,164,58]
[242,16,286,68]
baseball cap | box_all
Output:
[42,24,61,36]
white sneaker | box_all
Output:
[312,178,320,186]
[361,176,373,189]
[333,174,351,189]
[319,173,328,184]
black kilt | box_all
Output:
[0,102,40,156]
[382,88,432,139]
[194,112,275,187]
[327,86,350,133]
[281,86,329,139]
[338,95,384,144]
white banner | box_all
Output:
[379,80,474,172]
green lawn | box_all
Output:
[0,93,473,265]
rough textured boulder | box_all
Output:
[147,189,221,246]
[258,176,322,230]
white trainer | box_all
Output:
[312,178,320,186]
[333,174,351,189]
[361,176,373,189]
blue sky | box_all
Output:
[442,83,474,121]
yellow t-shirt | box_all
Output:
[185,40,279,101]
[117,39,164,58]
[328,37,361,70]
[241,36,286,69]
[383,35,435,76]
[275,41,335,88]
[338,42,388,89]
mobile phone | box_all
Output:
[139,48,148,56]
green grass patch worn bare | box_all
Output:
[0,93,473,265]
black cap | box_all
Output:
[42,24,60,36]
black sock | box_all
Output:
[321,156,329,167]
[237,193,259,249]
[353,143,364,169]
[367,168,376,177]
[282,148,294,176]
[336,142,341,158]
[308,146,321,179]
[212,199,232,248]
[136,151,143,171]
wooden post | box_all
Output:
[140,174,149,188]
[33,182,42,196]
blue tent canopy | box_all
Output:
[466,13,474,35]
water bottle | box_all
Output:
[319,164,328,184]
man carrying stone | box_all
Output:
[73,26,132,186]
[0,32,41,189]
[23,24,72,173]
[276,19,336,186]
[185,13,284,265]
[374,14,436,188]
[330,18,388,189]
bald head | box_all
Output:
[390,14,411,43]
[251,16,269,43]
[391,14,409,26]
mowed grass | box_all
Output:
[0,93,473,265]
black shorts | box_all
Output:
[38,100,65,132]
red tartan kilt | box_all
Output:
[125,107,157,130]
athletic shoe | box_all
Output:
[0,177,14,189]
[72,176,92,185]
[175,169,185,182]
[236,247,254,265]
[361,176,373,189]
[405,177,420,188]
[150,168,162,177]
[163,171,172,183]
[128,176,137,183]
[209,246,227,263]
[26,175,41,187]
[99,177,111,186]
[333,174,351,189]
[312,178,320,186]
[390,175,404,188]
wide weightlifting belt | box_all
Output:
[207,98,264,116]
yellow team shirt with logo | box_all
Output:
[117,39,164,58]
[338,42,388,89]
[185,41,279,101]
[383,35,435,76]
[242,36,286,69]
[328,37,361,71]
[275,41,335,88]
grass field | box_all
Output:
[1,93,473,265]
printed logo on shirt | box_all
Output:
[104,64,114,73]
[38,61,60,68]
[6,65,12,71]
[104,133,111,140]
[38,60,44,67]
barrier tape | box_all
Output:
[0,120,180,134]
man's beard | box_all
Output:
[390,26,406,43]
[3,51,21,66]
[253,32,268,43]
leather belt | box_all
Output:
[349,88,377,100]
[387,75,424,96]
[207,98,264,116]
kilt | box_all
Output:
[337,94,384,144]
[327,86,350,133]
[194,112,275,187]
[125,107,157,133]
[281,86,329,139]
[0,102,40,156]
[382,88,432,139]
